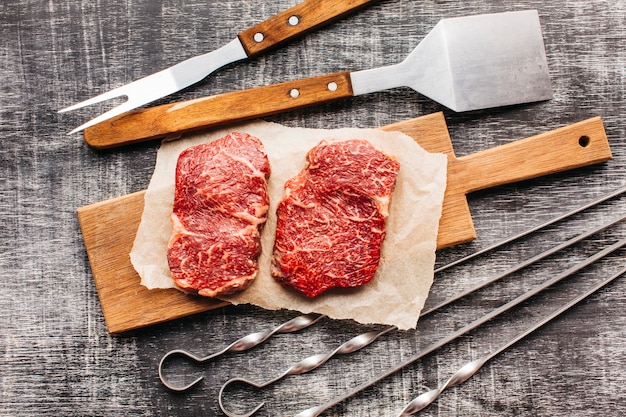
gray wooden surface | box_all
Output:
[1,0,625,416]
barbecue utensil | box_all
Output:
[219,326,395,417]
[397,266,626,415]
[291,239,626,417]
[58,0,378,133]
[437,184,626,273]
[159,313,326,391]
[160,211,626,393]
[76,113,611,334]
[214,217,626,416]
[79,10,553,149]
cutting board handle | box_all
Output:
[454,117,612,194]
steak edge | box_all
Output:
[167,132,271,297]
[271,139,400,297]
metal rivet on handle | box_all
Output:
[288,15,301,26]
[327,82,338,92]
[290,89,300,98]
[253,32,264,43]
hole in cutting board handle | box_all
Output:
[579,135,591,147]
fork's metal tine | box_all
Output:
[58,84,130,113]
[60,37,249,134]
[65,100,138,135]
[59,60,183,114]
[60,66,181,134]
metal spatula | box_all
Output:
[352,9,552,112]
[81,10,553,148]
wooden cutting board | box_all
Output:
[77,112,611,334]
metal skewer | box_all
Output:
[424,212,626,314]
[435,184,626,273]
[219,326,396,417]
[159,313,325,391]
[216,215,625,415]
[289,237,626,417]
[397,264,626,416]
[160,191,626,392]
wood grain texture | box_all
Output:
[76,192,228,334]
[2,0,626,416]
[83,71,355,148]
[238,0,378,56]
[77,113,611,334]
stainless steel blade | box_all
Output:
[79,10,556,146]
[350,10,553,111]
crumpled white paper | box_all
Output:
[130,120,447,330]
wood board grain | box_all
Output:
[77,191,229,334]
[5,1,626,415]
[77,112,611,334]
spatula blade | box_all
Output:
[416,10,553,112]
[351,10,553,112]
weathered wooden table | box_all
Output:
[1,1,625,416]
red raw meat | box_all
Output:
[271,139,400,297]
[167,132,271,297]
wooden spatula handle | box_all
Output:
[83,71,354,149]
[453,117,612,194]
[238,0,377,57]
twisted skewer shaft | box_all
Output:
[291,237,626,417]
[159,313,325,391]
[398,264,626,415]
[219,326,395,417]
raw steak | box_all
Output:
[167,132,271,297]
[271,139,400,297]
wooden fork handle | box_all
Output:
[83,71,354,149]
[238,0,378,57]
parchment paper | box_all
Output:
[130,120,447,330]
